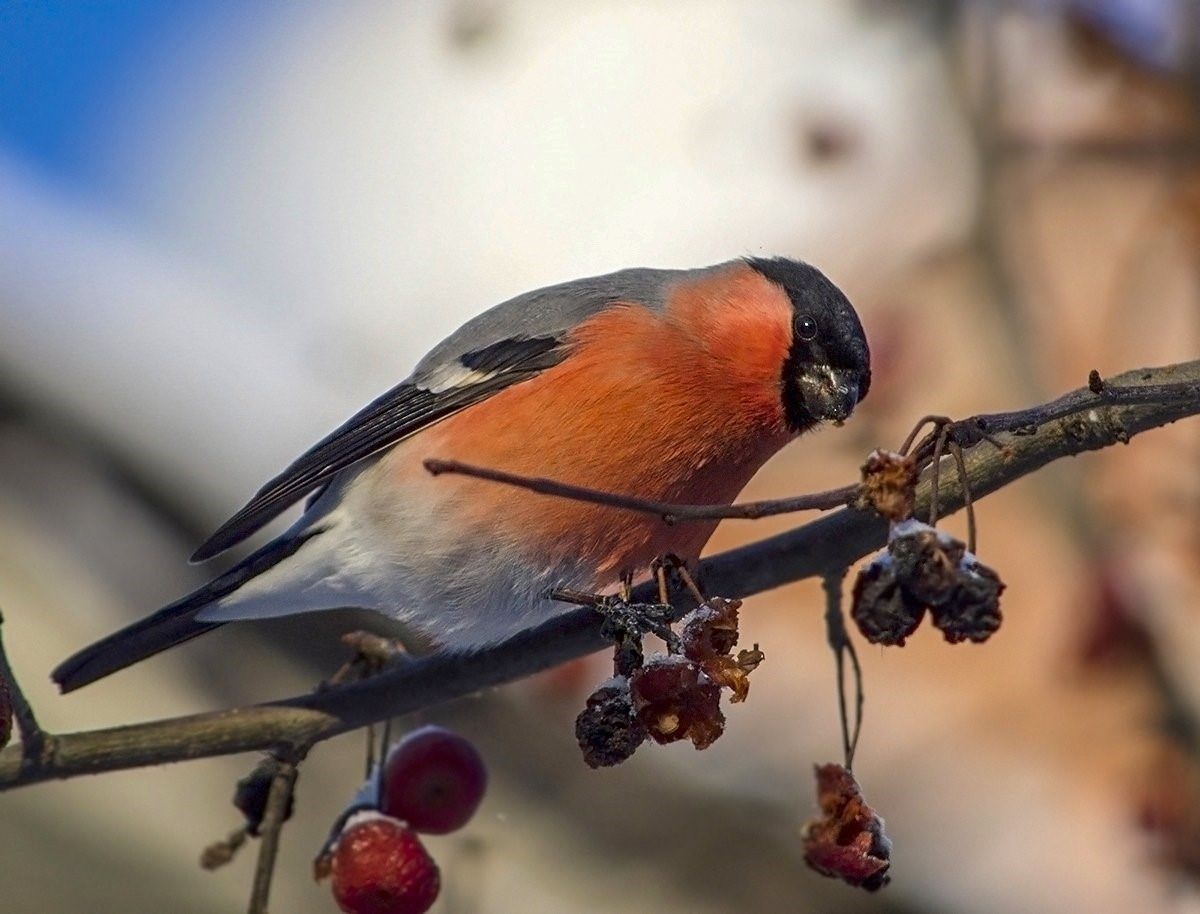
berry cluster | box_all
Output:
[317,726,488,914]
[852,520,1004,646]
[575,596,763,768]
[852,450,1005,646]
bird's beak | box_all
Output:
[797,365,862,424]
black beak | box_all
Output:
[797,365,863,423]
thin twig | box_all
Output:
[822,571,861,769]
[0,609,48,766]
[425,458,857,521]
[0,361,1196,791]
[247,754,302,914]
[845,636,863,767]
[428,378,1199,532]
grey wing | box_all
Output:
[190,265,687,562]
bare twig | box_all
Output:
[822,571,862,769]
[0,361,1196,791]
[428,376,1199,528]
[424,458,857,522]
[247,754,302,914]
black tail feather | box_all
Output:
[52,530,320,692]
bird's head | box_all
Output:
[746,257,871,431]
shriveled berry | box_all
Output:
[630,657,724,749]
[929,561,1005,644]
[680,597,742,662]
[331,815,440,914]
[851,558,925,646]
[382,726,487,834]
[698,648,763,703]
[803,763,892,892]
[575,680,647,768]
[858,449,919,522]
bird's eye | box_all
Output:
[797,315,818,341]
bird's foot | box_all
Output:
[550,557,709,674]
[648,553,707,606]
[319,630,407,689]
[549,581,679,675]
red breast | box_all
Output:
[391,262,797,581]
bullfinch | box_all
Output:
[53,257,870,692]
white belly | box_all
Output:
[197,456,605,650]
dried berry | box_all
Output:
[929,561,1005,644]
[575,680,647,768]
[851,557,925,646]
[234,758,293,836]
[803,763,892,892]
[330,814,440,914]
[630,657,725,749]
[698,647,764,703]
[382,726,487,835]
[858,449,919,522]
[681,597,742,661]
[889,523,964,607]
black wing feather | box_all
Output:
[191,336,564,562]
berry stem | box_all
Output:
[822,572,863,770]
[247,753,303,914]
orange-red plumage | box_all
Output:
[390,264,795,580]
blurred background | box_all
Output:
[0,1,1198,911]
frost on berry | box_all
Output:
[234,758,294,836]
[888,523,964,607]
[575,679,647,768]
[381,726,487,835]
[852,520,1006,646]
[851,555,925,646]
[802,763,892,892]
[856,449,919,522]
[329,814,440,914]
[681,597,741,661]
[630,656,725,750]
[576,593,760,765]
[681,597,763,702]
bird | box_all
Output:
[53,257,870,692]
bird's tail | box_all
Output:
[52,531,321,693]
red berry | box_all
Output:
[381,726,487,834]
[331,815,440,914]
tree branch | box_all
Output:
[0,360,1196,791]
